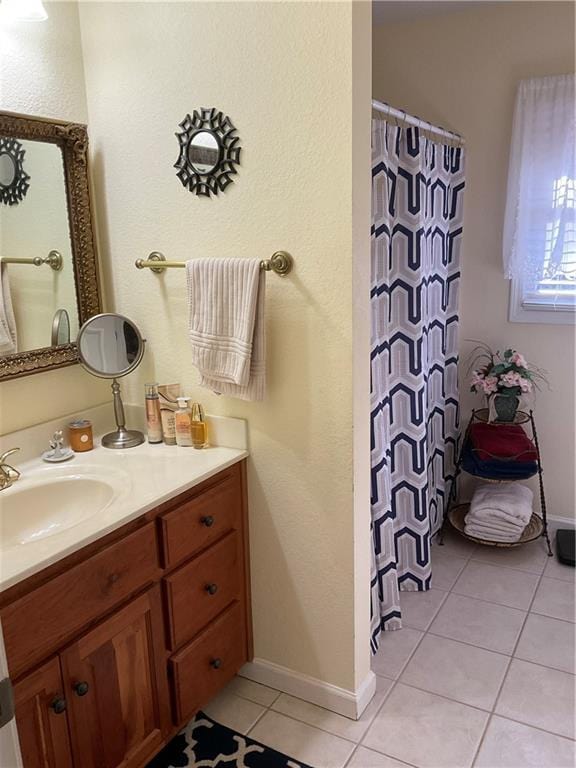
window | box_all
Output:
[503,75,576,324]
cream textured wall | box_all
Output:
[0,1,109,434]
[78,1,371,692]
[373,2,576,521]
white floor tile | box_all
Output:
[347,745,415,767]
[475,715,576,768]
[371,627,424,679]
[203,690,266,734]
[428,593,525,654]
[375,675,395,695]
[470,540,548,574]
[400,634,509,710]
[432,528,478,559]
[224,676,281,706]
[452,560,539,610]
[271,690,384,742]
[531,577,575,622]
[515,613,575,673]
[495,658,575,739]
[543,553,575,583]
[430,552,468,590]
[363,683,488,768]
[399,588,447,631]
[250,711,355,768]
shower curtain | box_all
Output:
[370,118,466,652]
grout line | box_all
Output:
[469,546,552,767]
[538,571,576,585]
[450,586,539,613]
[345,738,419,768]
[244,705,269,736]
[425,627,576,676]
[468,556,547,577]
[488,712,576,742]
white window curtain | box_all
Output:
[503,74,576,309]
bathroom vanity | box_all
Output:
[0,442,251,768]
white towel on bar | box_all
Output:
[0,263,17,355]
[186,258,266,401]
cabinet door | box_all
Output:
[13,657,74,768]
[61,587,170,768]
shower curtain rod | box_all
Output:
[372,99,465,146]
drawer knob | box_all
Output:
[50,696,67,715]
[205,583,218,595]
[200,515,215,528]
[210,658,222,670]
[73,681,90,697]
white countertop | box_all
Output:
[0,436,247,593]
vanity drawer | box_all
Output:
[159,467,242,568]
[2,523,160,678]
[170,600,246,724]
[164,531,242,650]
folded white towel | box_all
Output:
[466,517,524,535]
[467,483,533,528]
[0,263,17,355]
[186,258,266,401]
[465,523,522,543]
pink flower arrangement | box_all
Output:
[467,344,548,400]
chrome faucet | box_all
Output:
[0,448,21,490]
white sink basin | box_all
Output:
[0,467,128,549]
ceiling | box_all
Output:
[372,1,499,26]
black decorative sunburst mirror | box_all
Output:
[0,136,30,206]
[174,108,241,198]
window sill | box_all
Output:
[509,280,576,325]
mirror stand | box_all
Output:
[102,378,145,449]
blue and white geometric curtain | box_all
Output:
[370,118,466,652]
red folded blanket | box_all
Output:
[469,423,538,462]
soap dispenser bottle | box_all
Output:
[191,402,208,449]
[175,397,193,447]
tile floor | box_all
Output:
[203,525,575,768]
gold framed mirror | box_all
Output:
[0,111,101,381]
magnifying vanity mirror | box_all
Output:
[0,111,102,381]
[77,313,145,449]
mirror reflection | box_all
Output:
[0,139,78,357]
[77,313,143,378]
[51,309,70,347]
[0,154,16,187]
[187,131,220,174]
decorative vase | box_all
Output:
[493,393,520,422]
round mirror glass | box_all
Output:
[187,131,220,174]
[77,313,144,378]
[0,153,16,187]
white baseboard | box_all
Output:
[239,659,377,720]
[547,515,575,529]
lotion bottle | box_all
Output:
[175,397,193,447]
[145,383,163,444]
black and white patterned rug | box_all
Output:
[146,712,312,768]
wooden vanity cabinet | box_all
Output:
[13,658,73,768]
[1,461,251,768]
